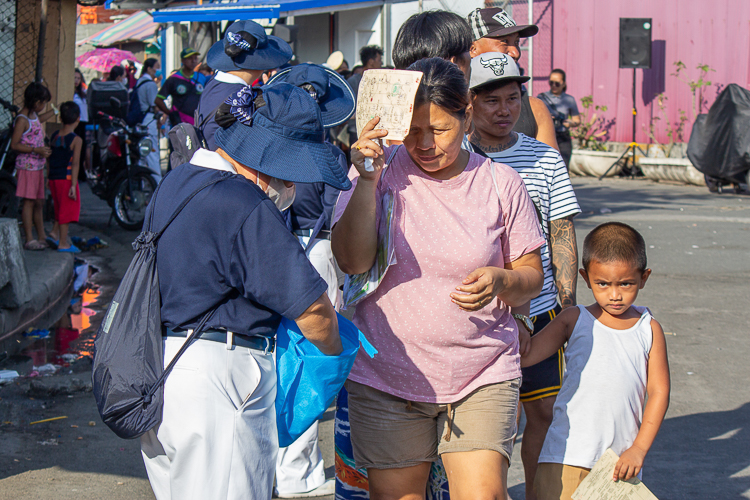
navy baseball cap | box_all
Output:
[207,20,292,72]
[267,63,355,128]
[180,47,200,59]
[215,83,351,191]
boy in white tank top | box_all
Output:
[521,222,671,500]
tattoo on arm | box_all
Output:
[550,217,578,309]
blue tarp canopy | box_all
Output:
[152,0,405,23]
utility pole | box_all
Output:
[36,0,48,83]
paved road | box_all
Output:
[1,177,747,499]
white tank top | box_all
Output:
[538,305,653,469]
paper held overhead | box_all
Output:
[572,448,659,500]
[356,69,423,141]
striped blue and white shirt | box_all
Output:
[471,133,581,317]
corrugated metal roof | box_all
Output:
[77,11,158,47]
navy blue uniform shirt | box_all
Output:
[289,144,347,231]
[148,149,328,337]
[196,73,247,150]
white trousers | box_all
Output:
[274,237,339,494]
[141,336,277,500]
[143,112,162,184]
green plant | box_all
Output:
[571,95,609,151]
[672,61,715,120]
[643,93,688,157]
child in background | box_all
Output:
[47,102,82,253]
[521,222,670,500]
[11,82,54,250]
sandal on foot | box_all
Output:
[46,236,59,249]
[57,245,81,254]
[24,240,46,251]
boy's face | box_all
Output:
[580,260,651,317]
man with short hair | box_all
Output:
[155,47,209,126]
[468,52,581,500]
[467,8,558,150]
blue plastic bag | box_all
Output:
[275,312,377,447]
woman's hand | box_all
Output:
[450,267,506,312]
[613,445,647,481]
[351,117,388,182]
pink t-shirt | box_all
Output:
[333,146,545,403]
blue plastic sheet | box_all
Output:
[275,312,377,447]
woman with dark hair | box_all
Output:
[134,58,162,181]
[108,65,126,84]
[392,11,473,79]
[538,69,580,168]
[332,57,545,499]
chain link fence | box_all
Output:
[0,0,42,128]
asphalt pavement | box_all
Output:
[0,176,747,500]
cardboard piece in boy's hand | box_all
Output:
[572,449,659,500]
[356,69,423,141]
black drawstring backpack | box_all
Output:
[92,172,230,439]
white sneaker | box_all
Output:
[276,478,336,498]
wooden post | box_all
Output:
[36,0,48,82]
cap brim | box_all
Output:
[486,24,539,39]
[206,35,293,72]
[182,51,200,58]
[267,67,355,128]
[471,75,530,91]
[215,118,351,191]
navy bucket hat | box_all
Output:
[207,20,292,72]
[215,83,351,191]
[267,63,355,128]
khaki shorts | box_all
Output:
[534,463,591,500]
[345,378,520,470]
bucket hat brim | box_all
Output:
[267,66,355,128]
[206,35,292,72]
[215,113,351,191]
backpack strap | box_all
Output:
[151,172,233,240]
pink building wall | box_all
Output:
[524,0,750,144]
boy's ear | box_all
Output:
[639,268,652,289]
[579,268,591,288]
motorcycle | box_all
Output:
[0,97,20,218]
[88,97,158,230]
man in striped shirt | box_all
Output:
[468,52,581,500]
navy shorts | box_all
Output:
[520,304,564,402]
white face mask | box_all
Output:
[264,177,296,212]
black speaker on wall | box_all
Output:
[619,18,652,69]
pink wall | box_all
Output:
[535,0,750,143]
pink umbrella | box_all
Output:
[77,48,137,73]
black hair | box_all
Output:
[59,101,80,125]
[23,82,51,111]
[472,79,522,97]
[582,222,648,272]
[359,45,384,66]
[108,65,125,82]
[225,30,258,58]
[74,68,86,99]
[550,68,567,92]
[408,58,469,118]
[214,91,266,129]
[140,58,159,78]
[392,11,472,70]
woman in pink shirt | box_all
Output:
[332,57,545,499]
